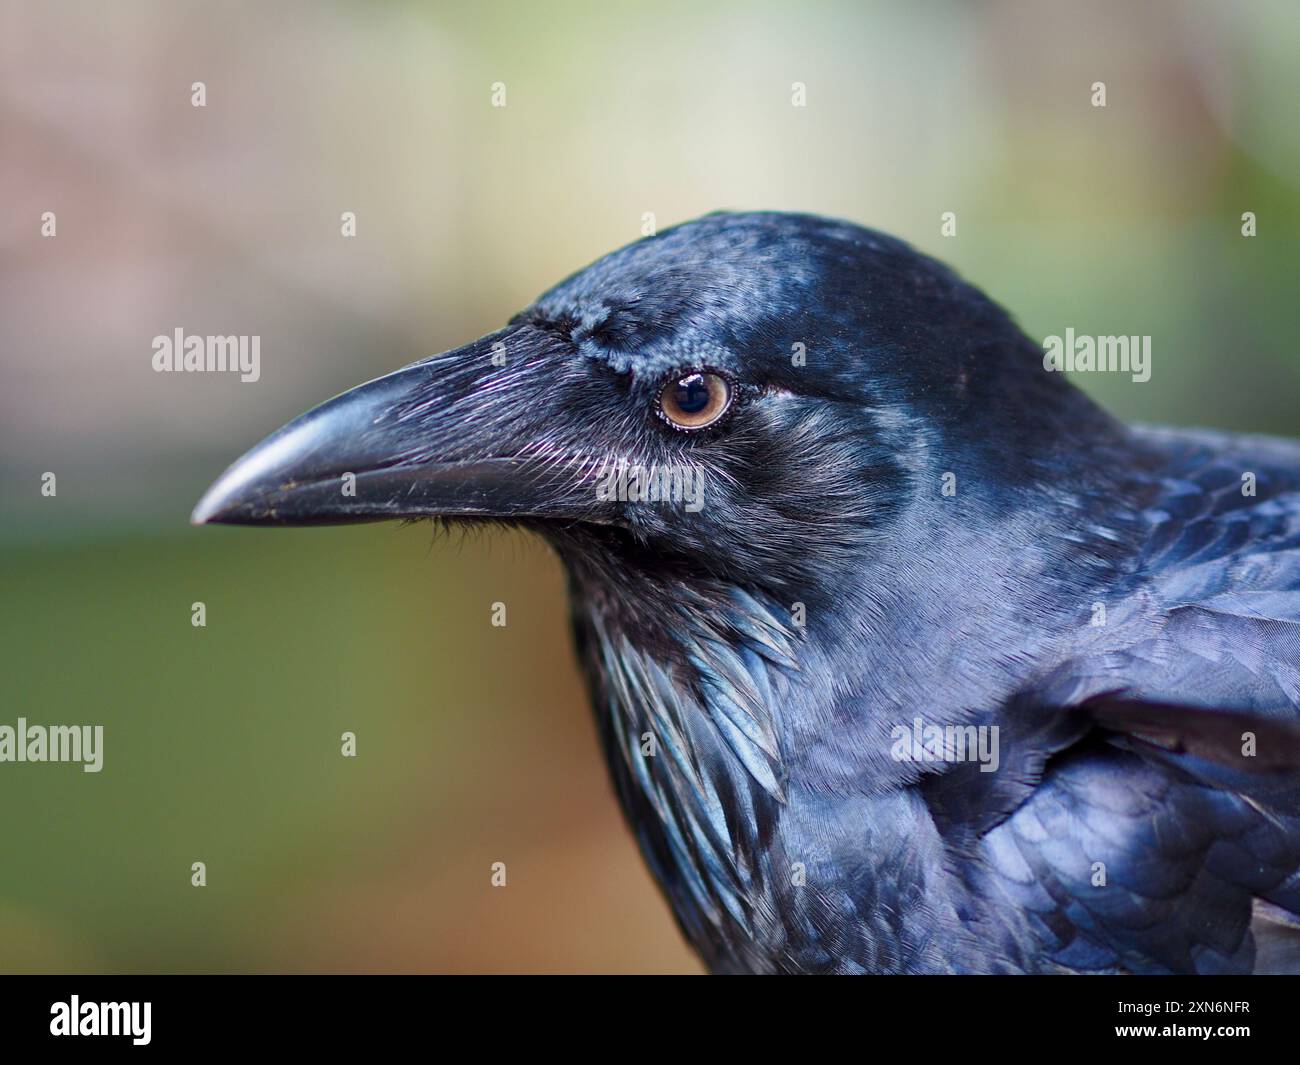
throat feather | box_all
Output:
[575,578,798,939]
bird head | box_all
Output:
[192,212,1114,602]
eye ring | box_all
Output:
[656,370,734,432]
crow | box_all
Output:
[192,211,1300,974]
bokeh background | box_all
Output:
[2,0,1297,973]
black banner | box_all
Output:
[0,975,1293,1052]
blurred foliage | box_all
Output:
[0,527,694,972]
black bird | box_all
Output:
[193,212,1300,974]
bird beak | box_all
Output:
[191,329,604,527]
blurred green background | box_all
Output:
[2,0,1296,973]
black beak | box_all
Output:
[191,329,606,527]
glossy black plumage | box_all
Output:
[193,212,1300,973]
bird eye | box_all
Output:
[658,371,732,431]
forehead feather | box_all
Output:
[526,213,869,377]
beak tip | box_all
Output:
[191,481,241,526]
[190,496,220,527]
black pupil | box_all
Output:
[673,374,711,415]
